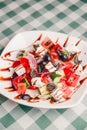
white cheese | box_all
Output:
[26,89,39,98]
[15,64,26,76]
[36,45,47,56]
[51,88,63,100]
[45,62,56,72]
[31,77,45,87]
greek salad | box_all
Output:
[11,35,82,103]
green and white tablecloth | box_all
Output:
[0,0,87,130]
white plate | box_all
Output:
[0,31,87,109]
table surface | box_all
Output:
[0,0,87,130]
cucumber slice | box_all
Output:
[22,78,30,88]
[51,73,61,79]
[54,77,61,85]
[39,85,50,96]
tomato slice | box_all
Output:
[50,51,58,59]
[20,57,29,67]
[29,86,37,90]
[51,43,62,51]
[41,37,54,49]
[63,88,72,99]
[20,57,30,73]
[63,62,74,77]
[66,73,80,87]
[12,60,20,68]
[12,76,23,90]
[17,83,26,95]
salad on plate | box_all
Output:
[5,34,83,104]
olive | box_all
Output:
[12,72,18,79]
[42,61,47,65]
[74,55,82,64]
[17,50,25,58]
[59,54,69,62]
[47,83,56,91]
[57,49,69,62]
[29,69,37,78]
[20,94,32,100]
[11,72,18,89]
[38,63,44,73]
[43,53,51,62]
[50,96,58,102]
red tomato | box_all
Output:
[51,43,62,51]
[41,37,54,49]
[20,57,30,73]
[12,60,20,68]
[23,73,31,83]
[41,75,49,84]
[29,86,37,90]
[63,62,74,77]
[63,88,72,99]
[20,57,29,68]
[50,51,58,59]
[17,83,26,95]
[12,76,23,90]
[60,78,68,91]
[66,73,80,87]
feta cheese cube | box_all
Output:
[36,45,47,56]
[31,77,45,87]
[45,62,56,72]
[15,64,25,76]
[51,88,63,101]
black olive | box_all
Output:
[43,53,51,62]
[47,83,56,91]
[74,55,82,64]
[38,63,44,73]
[20,94,32,100]
[12,72,18,79]
[17,50,25,58]
[60,54,69,62]
[29,69,37,78]
[42,61,47,65]
[57,49,69,62]
[50,97,57,102]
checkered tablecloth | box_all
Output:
[0,0,87,130]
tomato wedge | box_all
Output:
[29,86,37,90]
[20,57,30,73]
[63,62,74,77]
[12,76,23,90]
[12,60,20,68]
[50,51,58,59]
[66,73,80,87]
[51,43,62,51]
[63,88,72,99]
[17,83,26,95]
